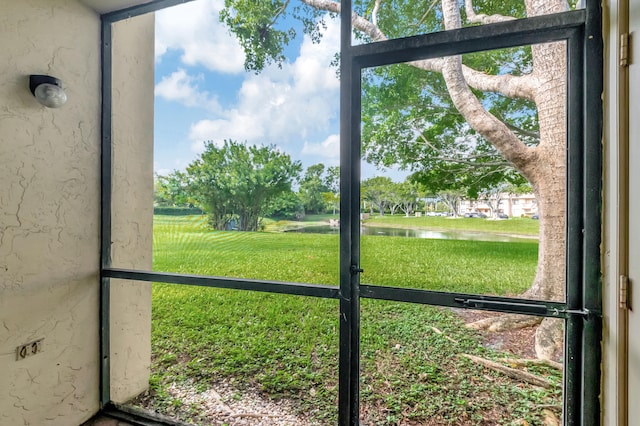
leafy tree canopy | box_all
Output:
[361,176,395,215]
[220,0,328,72]
[187,140,302,231]
[265,190,305,219]
[154,171,193,207]
[299,163,329,214]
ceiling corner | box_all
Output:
[80,0,154,14]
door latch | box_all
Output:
[350,265,364,275]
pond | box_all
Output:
[287,225,534,243]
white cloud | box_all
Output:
[293,20,341,94]
[186,17,342,154]
[189,113,265,153]
[155,0,245,73]
[301,134,340,160]
[155,69,221,111]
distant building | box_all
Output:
[459,193,538,218]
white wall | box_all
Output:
[109,13,155,403]
[0,0,154,423]
[0,0,101,424]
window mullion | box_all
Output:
[582,0,604,423]
[339,0,362,423]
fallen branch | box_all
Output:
[230,412,279,418]
[497,357,563,371]
[430,326,459,344]
[460,354,555,388]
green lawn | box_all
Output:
[140,215,559,425]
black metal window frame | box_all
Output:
[99,1,603,425]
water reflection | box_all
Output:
[287,225,533,243]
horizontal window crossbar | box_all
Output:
[104,268,586,319]
[351,10,585,68]
[455,298,549,316]
[103,268,341,299]
[360,284,570,318]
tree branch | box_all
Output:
[464,0,517,24]
[497,357,563,371]
[430,157,511,167]
[471,167,513,185]
[300,0,537,101]
[493,110,540,141]
[300,0,386,41]
[410,133,513,167]
[460,354,555,388]
[440,0,534,174]
[503,121,540,141]
[269,0,291,27]
[460,67,538,102]
[415,0,440,28]
[371,0,382,26]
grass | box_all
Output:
[153,215,340,283]
[139,215,560,425]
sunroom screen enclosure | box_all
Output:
[99,0,602,424]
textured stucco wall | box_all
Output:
[0,0,155,423]
[0,0,101,424]
[109,14,155,403]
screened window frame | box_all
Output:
[99,1,603,425]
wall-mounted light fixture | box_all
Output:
[29,75,67,108]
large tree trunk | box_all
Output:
[523,36,567,305]
[521,8,568,358]
[441,0,568,359]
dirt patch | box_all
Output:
[132,380,321,426]
[457,309,537,358]
[454,309,563,362]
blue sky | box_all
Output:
[153,0,408,181]
[153,0,343,177]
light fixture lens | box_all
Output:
[29,75,68,108]
[34,83,67,108]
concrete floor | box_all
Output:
[81,408,187,426]
[81,415,136,426]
